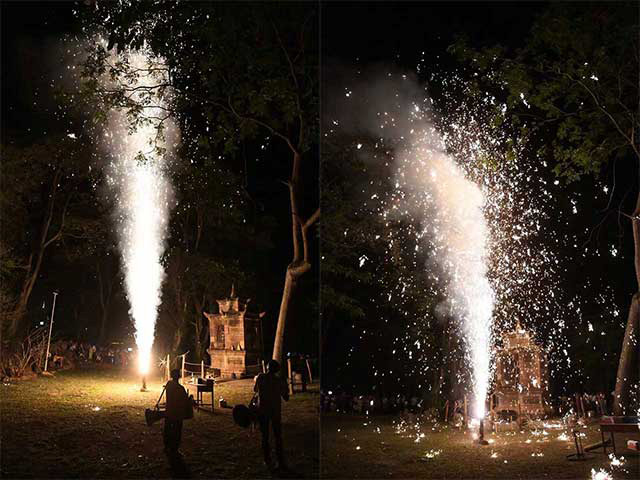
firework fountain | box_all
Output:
[338,71,495,428]
[102,48,175,389]
[327,58,626,466]
[396,122,495,423]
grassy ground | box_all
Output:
[321,414,639,479]
[1,367,318,479]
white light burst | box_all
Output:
[102,48,175,375]
[397,136,494,418]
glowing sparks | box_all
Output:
[423,449,442,459]
[101,47,175,376]
[608,454,625,467]
[328,51,626,418]
[418,150,493,419]
[334,71,497,416]
[590,469,613,480]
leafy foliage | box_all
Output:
[79,1,317,157]
[75,1,319,360]
[0,135,105,335]
[449,2,638,180]
[449,2,639,411]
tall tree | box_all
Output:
[96,257,119,344]
[0,136,95,339]
[450,2,638,413]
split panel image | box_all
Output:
[1,1,640,480]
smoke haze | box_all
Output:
[327,65,494,417]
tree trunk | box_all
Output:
[192,294,208,363]
[193,317,202,363]
[172,328,183,354]
[270,150,319,367]
[613,190,640,415]
[8,169,65,338]
[10,254,41,337]
[168,254,187,356]
[97,260,117,345]
[12,243,51,336]
[272,268,296,365]
[612,293,639,415]
[98,311,109,345]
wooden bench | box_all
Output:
[600,416,640,455]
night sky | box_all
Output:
[2,2,77,135]
[323,2,546,66]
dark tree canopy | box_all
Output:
[449,2,638,181]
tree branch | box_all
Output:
[272,20,304,149]
[44,193,72,249]
[223,97,298,155]
[563,72,639,159]
[302,207,320,231]
[288,181,302,264]
[300,207,320,265]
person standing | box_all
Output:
[164,368,191,457]
[254,359,289,471]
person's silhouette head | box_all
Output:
[266,359,280,374]
[170,368,181,380]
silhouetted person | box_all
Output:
[254,359,289,471]
[164,368,190,457]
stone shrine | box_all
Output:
[203,286,264,378]
[491,321,550,418]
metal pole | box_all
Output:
[43,292,58,372]
[306,358,313,383]
[476,417,489,445]
[287,358,293,395]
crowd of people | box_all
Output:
[320,390,429,416]
[46,340,134,370]
[556,392,610,418]
[321,390,613,419]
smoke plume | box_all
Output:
[328,66,494,417]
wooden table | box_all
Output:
[600,416,639,455]
[185,379,215,412]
